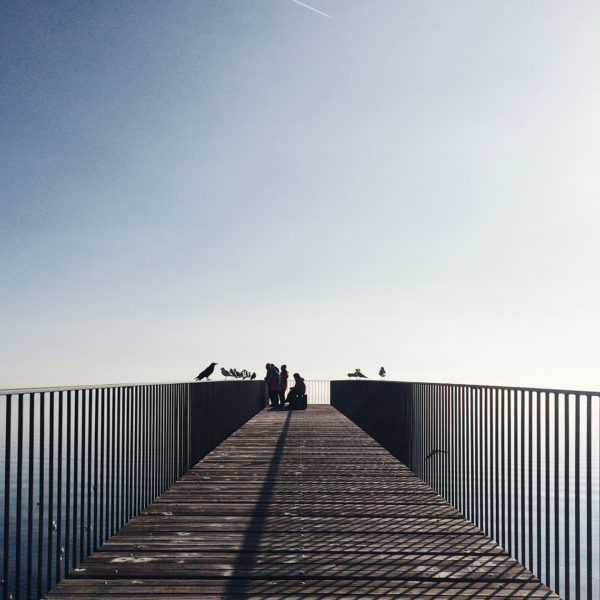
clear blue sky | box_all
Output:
[2,1,599,390]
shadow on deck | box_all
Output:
[44,406,557,599]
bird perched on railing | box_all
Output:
[220,367,232,378]
[250,372,256,380]
[347,369,367,378]
[379,367,386,377]
[195,362,217,381]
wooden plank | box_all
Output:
[44,405,558,599]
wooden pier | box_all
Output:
[45,405,558,599]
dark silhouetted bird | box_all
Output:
[220,367,232,378]
[425,449,449,461]
[195,362,217,381]
[379,367,386,377]
[348,368,367,378]
[250,372,256,380]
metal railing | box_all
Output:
[304,380,330,404]
[0,381,266,600]
[332,380,599,600]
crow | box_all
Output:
[195,362,217,381]
[425,449,449,461]
[379,367,386,377]
[220,367,232,378]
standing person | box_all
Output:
[278,365,289,407]
[265,363,281,408]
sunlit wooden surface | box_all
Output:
[45,405,558,599]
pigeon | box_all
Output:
[241,369,249,379]
[379,367,386,377]
[425,449,449,461]
[347,368,367,378]
[195,362,217,381]
[250,372,256,380]
[220,367,232,378]
[231,368,241,378]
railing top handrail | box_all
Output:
[3,377,599,398]
[330,379,600,397]
[0,379,267,396]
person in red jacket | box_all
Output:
[278,365,289,407]
[265,363,281,408]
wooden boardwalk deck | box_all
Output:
[45,406,558,599]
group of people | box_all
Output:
[265,363,306,409]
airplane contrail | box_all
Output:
[290,0,334,19]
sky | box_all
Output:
[2,1,600,391]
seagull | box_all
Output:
[220,367,232,378]
[425,449,449,461]
[195,362,217,381]
[379,367,386,377]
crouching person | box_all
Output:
[287,373,307,410]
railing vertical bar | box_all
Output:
[26,394,35,599]
[86,389,93,558]
[15,394,24,600]
[521,390,526,564]
[79,390,86,563]
[527,390,533,571]
[463,387,468,520]
[554,392,560,594]
[482,387,487,534]
[565,393,570,600]
[501,388,506,550]
[96,389,102,552]
[134,387,140,516]
[2,395,11,600]
[586,393,592,600]
[120,387,126,529]
[575,393,581,600]
[47,391,55,589]
[110,388,116,538]
[513,390,523,560]
[159,386,164,495]
[65,391,72,573]
[470,386,475,523]
[507,389,512,555]
[37,392,45,597]
[536,390,542,579]
[92,389,98,552]
[451,386,456,508]
[127,387,133,522]
[111,387,117,536]
[56,391,64,583]
[545,391,550,584]
[494,388,499,543]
